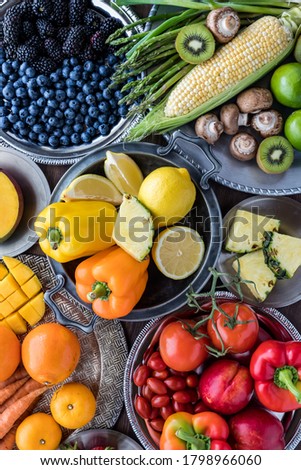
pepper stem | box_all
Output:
[47,227,63,250]
[87,282,111,302]
[175,429,210,450]
[274,365,301,403]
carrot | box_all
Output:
[0,386,47,439]
[0,379,44,413]
[0,377,29,406]
[0,425,17,450]
[0,366,28,390]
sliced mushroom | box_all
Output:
[195,113,224,144]
[206,7,240,43]
[250,109,283,137]
[236,87,273,114]
[229,132,258,161]
[220,103,249,135]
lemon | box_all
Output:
[60,174,123,205]
[152,226,205,280]
[104,151,144,196]
[138,167,196,228]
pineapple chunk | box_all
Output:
[6,288,28,310]
[113,194,154,261]
[21,275,42,298]
[0,273,20,299]
[0,264,8,281]
[5,312,27,335]
[232,250,277,302]
[263,231,301,279]
[225,209,280,253]
[2,256,21,270]
[0,299,15,317]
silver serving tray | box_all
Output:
[0,0,144,165]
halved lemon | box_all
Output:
[152,226,205,280]
[104,150,144,197]
[60,174,123,205]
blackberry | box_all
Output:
[3,4,24,45]
[69,0,88,26]
[25,36,44,53]
[57,27,70,43]
[50,0,68,26]
[44,38,64,62]
[90,31,106,53]
[78,46,97,63]
[17,44,39,62]
[63,26,86,56]
[100,17,123,40]
[22,20,37,39]
[31,56,57,74]
[4,43,18,60]
[83,9,101,33]
[36,19,55,38]
[31,0,53,18]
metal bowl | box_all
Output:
[124,292,301,450]
[47,141,222,323]
[63,428,143,450]
[0,0,143,165]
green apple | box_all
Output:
[284,110,301,151]
[270,62,301,108]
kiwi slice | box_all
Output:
[256,136,294,174]
[175,24,215,65]
[294,35,301,63]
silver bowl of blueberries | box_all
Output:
[0,0,143,163]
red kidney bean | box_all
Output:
[152,369,169,380]
[133,365,151,387]
[194,400,210,414]
[134,395,152,419]
[141,384,155,402]
[151,394,170,408]
[186,373,199,388]
[149,417,165,432]
[173,389,198,404]
[144,420,161,447]
[147,377,168,395]
[164,376,186,391]
[149,407,160,420]
[172,400,194,413]
[147,351,166,371]
[160,404,174,421]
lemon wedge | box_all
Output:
[60,174,123,205]
[104,151,144,197]
[152,226,205,280]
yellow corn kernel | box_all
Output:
[165,16,292,117]
[21,275,42,299]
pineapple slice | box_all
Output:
[263,231,301,279]
[232,250,277,302]
[113,194,154,261]
[225,209,280,253]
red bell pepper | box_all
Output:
[250,340,301,412]
[160,411,231,450]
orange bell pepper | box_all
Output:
[75,246,150,320]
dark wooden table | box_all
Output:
[28,4,301,449]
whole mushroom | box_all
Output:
[220,103,249,135]
[236,87,273,114]
[229,132,258,161]
[206,7,240,43]
[250,109,283,137]
[195,113,224,144]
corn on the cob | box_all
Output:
[165,16,292,117]
[127,7,301,141]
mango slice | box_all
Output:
[5,312,27,335]
[2,256,20,270]
[10,263,34,285]
[21,275,42,298]
[7,288,28,310]
[0,299,15,317]
[0,264,8,281]
[0,170,24,243]
[0,273,20,298]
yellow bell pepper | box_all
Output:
[34,201,117,263]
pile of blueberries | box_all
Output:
[0,50,130,148]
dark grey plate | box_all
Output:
[217,196,301,308]
[47,141,222,322]
[0,0,143,165]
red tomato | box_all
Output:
[207,302,259,354]
[159,320,210,372]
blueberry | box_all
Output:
[88,106,99,118]
[2,62,13,76]
[27,78,37,88]
[62,67,71,78]
[82,71,89,81]
[25,67,36,78]
[77,92,85,103]
[73,65,82,74]
[13,78,23,89]
[60,135,70,146]
[95,92,103,102]
[66,88,77,99]
[107,54,118,66]
[50,72,60,83]
[98,65,109,77]
[91,72,100,81]
[84,61,95,72]
[56,119,64,128]
[56,90,66,102]
[11,97,21,107]
[109,98,117,109]
[28,88,39,100]
[59,102,68,111]
[98,101,109,113]
[64,108,76,120]
[66,77,76,88]
[38,133,49,145]
[83,83,93,95]
[0,116,10,128]
[80,104,88,115]
[90,81,98,91]
[53,128,63,137]
[98,114,108,124]
[55,81,65,90]
[14,120,26,131]
[19,62,28,74]
[45,123,54,133]
[103,88,112,100]
[44,106,55,117]
[48,116,59,127]
[73,123,83,133]
[69,71,81,81]
[55,109,63,119]
[44,89,55,100]
[99,123,110,136]
[36,75,49,87]
[69,99,80,111]
[29,104,39,116]
[118,105,128,117]
[71,133,81,145]
[9,72,19,82]
[75,114,84,124]
[8,113,19,124]
[87,126,96,137]
[48,135,59,148]
[93,120,99,130]
[21,75,30,84]
[47,99,59,109]
[86,94,96,105]
[70,57,79,66]
[26,115,36,126]
[0,106,8,116]
[19,108,29,120]
[37,97,46,107]
[63,58,71,67]
[99,78,110,90]
[19,127,29,137]
[11,60,20,70]
[3,84,15,100]
[81,131,92,143]
[62,125,73,136]
[76,79,85,88]
[40,114,48,123]
[84,115,94,127]
[0,76,7,87]
[33,124,43,133]
[29,131,38,141]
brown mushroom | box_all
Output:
[220,103,249,135]
[236,87,273,114]
[229,132,258,161]
[206,7,240,43]
[195,113,224,144]
[250,109,283,137]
